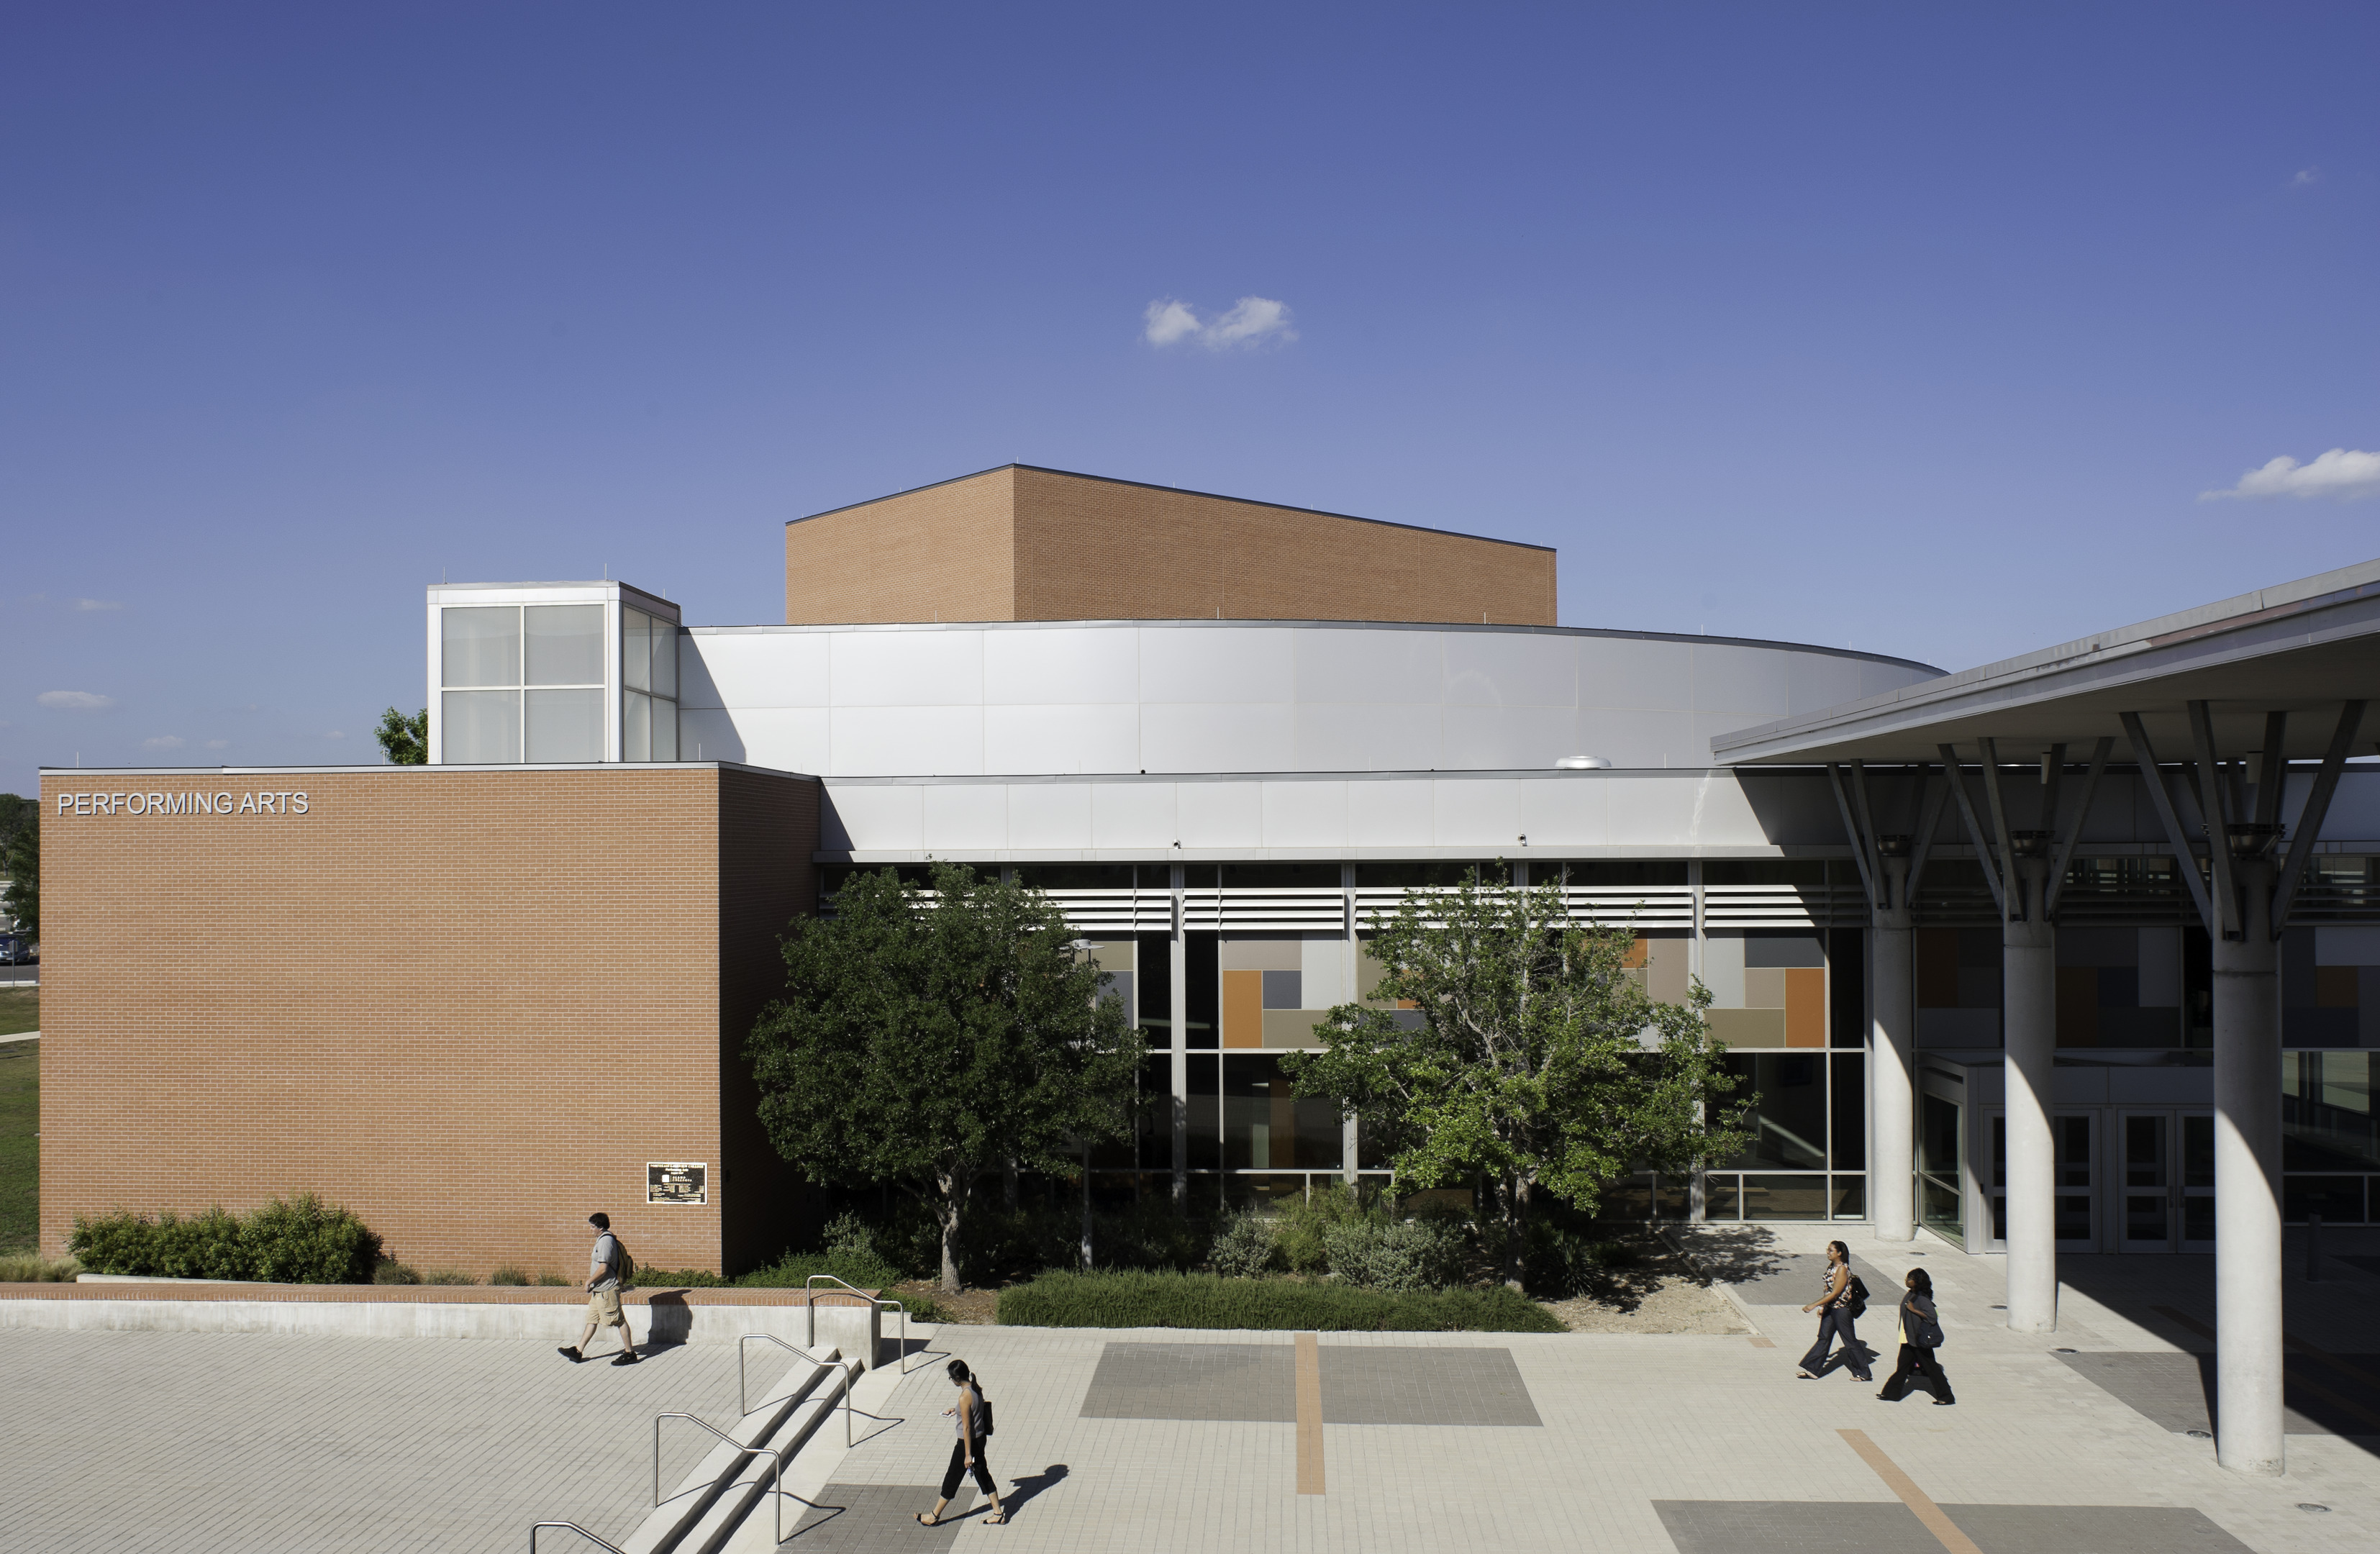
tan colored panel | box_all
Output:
[1219,935,1303,971]
[784,466,1016,624]
[1784,967,1827,1048]
[1743,968,1787,1009]
[1706,1007,1787,1048]
[1645,937,1690,1007]
[1222,968,1265,1048]
[1263,1009,1324,1047]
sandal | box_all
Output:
[915,1514,940,1527]
[986,1512,1007,1525]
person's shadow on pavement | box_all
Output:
[999,1465,1069,1521]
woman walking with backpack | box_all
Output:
[1795,1240,1871,1382]
[1876,1267,1955,1405]
[917,1360,1005,1527]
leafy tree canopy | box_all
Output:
[1282,869,1750,1286]
[1,797,36,940]
[375,707,427,765]
[745,861,1145,1291]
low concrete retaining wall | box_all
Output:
[0,1281,889,1366]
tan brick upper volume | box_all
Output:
[784,465,1557,627]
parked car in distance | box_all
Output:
[0,934,35,965]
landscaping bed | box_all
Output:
[996,1269,1566,1332]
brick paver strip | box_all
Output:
[1835,1427,1984,1554]
[1294,1332,1325,1496]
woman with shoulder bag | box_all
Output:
[918,1360,1006,1527]
[1796,1240,1872,1382]
[1876,1268,1955,1406]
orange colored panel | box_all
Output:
[1622,936,1649,969]
[2316,965,2361,1009]
[2056,966,2100,1047]
[1915,930,1961,1009]
[1784,968,1827,1047]
[1222,968,1264,1048]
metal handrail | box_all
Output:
[804,1275,917,1373]
[738,1332,829,1416]
[530,1522,626,1553]
[654,1371,857,1548]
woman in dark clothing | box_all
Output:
[1876,1268,1956,1405]
[1796,1240,1871,1382]
[917,1360,1007,1526]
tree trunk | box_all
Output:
[1501,1173,1527,1291]
[936,1167,968,1293]
[1002,1158,1019,1211]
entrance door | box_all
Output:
[2119,1111,2215,1253]
[1984,1112,2097,1251]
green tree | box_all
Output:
[1282,869,1749,1289]
[375,707,427,765]
[1,799,35,940]
[745,862,1145,1291]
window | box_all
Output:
[441,604,607,763]
[621,607,678,761]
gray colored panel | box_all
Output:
[1078,1342,1295,1422]
[1721,1250,1899,1307]
[1318,1345,1540,1426]
[1262,969,1302,1009]
[788,1484,978,1548]
[2052,1350,2380,1436]
[1655,1501,2252,1554]
[2057,927,2140,968]
[1744,932,1827,969]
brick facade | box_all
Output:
[37,764,819,1278]
[785,465,1556,627]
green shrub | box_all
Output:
[424,1269,476,1286]
[537,1273,573,1287]
[1522,1222,1637,1298]
[1271,1184,1373,1274]
[69,1194,381,1284]
[489,1266,530,1286]
[996,1270,1563,1332]
[1321,1216,1470,1293]
[1207,1209,1278,1278]
[636,1266,733,1288]
[373,1259,422,1286]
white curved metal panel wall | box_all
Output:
[676,621,1939,778]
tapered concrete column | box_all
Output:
[1171,868,1190,1205]
[2003,855,2058,1334]
[1871,856,1916,1242]
[2215,858,2284,1476]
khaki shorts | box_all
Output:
[587,1287,624,1327]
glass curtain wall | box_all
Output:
[620,606,678,761]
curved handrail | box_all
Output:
[738,1332,830,1416]
[803,1274,917,1373]
[530,1522,627,1553]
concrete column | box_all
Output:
[1871,857,1916,1242]
[1170,865,1189,1206]
[2003,855,2058,1334]
[2214,858,2284,1476]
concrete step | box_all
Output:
[670,1356,863,1554]
[716,1342,937,1554]
[620,1347,842,1554]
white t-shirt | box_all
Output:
[589,1232,621,1291]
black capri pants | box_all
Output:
[941,1440,995,1500]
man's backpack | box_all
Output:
[609,1237,636,1290]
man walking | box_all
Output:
[558,1212,640,1366]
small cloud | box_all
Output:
[2201,447,2380,501]
[73,598,122,612]
[1143,295,1298,350]
[142,735,185,751]
[326,730,347,740]
[37,690,116,709]
[2292,167,2320,187]
[204,738,228,750]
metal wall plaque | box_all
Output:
[647,1162,708,1205]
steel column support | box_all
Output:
[2002,853,2058,1334]
[2214,858,2284,1475]
[1170,863,1189,1205]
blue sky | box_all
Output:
[4,3,2375,791]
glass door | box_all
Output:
[2120,1110,2215,1253]
[1984,1112,2097,1251]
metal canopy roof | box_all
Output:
[1712,558,2380,765]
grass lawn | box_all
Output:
[0,1038,35,1254]
[0,987,35,1036]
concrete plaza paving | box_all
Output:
[3,1225,2376,1552]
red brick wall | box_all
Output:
[785,467,1017,625]
[38,765,819,1279]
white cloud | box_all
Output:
[2292,167,2320,187]
[74,598,122,612]
[1143,295,1297,350]
[142,735,185,751]
[326,730,348,740]
[2201,447,2380,501]
[204,738,229,750]
[37,690,116,709]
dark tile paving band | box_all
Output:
[1077,1342,1542,1426]
[1722,1252,1904,1307]
[1654,1501,2255,1554]
[786,1483,980,1549]
[2051,1350,2380,1437]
